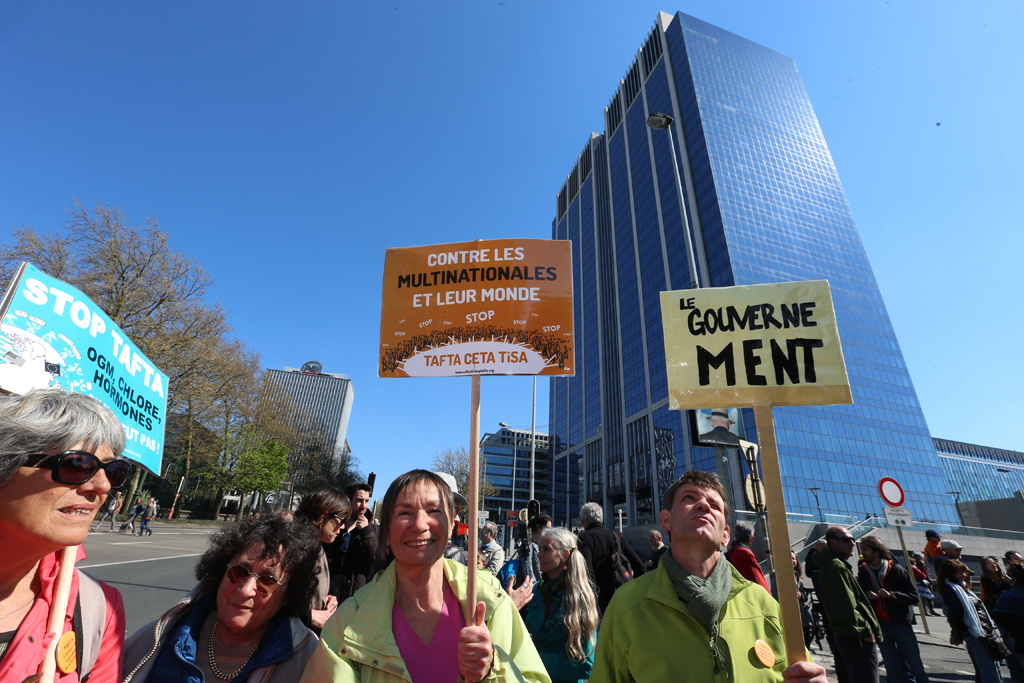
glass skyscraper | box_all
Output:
[479,426,558,535]
[549,11,959,527]
[936,438,1024,504]
[263,361,354,494]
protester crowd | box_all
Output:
[3,388,1022,682]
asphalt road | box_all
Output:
[79,525,216,637]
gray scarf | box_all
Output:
[662,550,733,635]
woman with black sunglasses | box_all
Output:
[123,514,322,682]
[0,389,129,682]
[294,487,351,633]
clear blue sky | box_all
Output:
[2,1,1021,499]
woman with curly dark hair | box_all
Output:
[121,515,321,682]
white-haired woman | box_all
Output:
[0,389,129,681]
[521,527,598,683]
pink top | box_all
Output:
[0,547,126,682]
[392,582,466,683]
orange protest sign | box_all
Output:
[379,239,574,378]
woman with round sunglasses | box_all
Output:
[294,486,350,632]
[0,389,129,682]
[300,469,548,683]
[122,514,321,683]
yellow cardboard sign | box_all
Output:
[660,280,852,409]
[379,239,574,378]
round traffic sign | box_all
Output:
[878,477,905,507]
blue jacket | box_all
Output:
[127,592,311,683]
[521,580,594,683]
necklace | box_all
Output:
[0,593,35,621]
[207,613,259,681]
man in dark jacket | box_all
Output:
[577,501,645,614]
[813,526,883,683]
[856,536,930,683]
[327,482,378,602]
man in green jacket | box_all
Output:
[591,470,825,682]
[812,526,883,683]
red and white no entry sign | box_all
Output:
[878,477,905,507]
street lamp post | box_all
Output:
[808,487,824,523]
[530,377,537,501]
[948,490,964,527]
[647,112,700,290]
[499,422,516,554]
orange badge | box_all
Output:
[56,630,77,674]
[753,639,776,668]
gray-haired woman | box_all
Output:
[122,515,322,682]
[522,527,598,683]
[0,389,130,682]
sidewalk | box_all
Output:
[808,607,962,682]
[912,607,959,649]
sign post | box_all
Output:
[662,280,853,666]
[380,238,574,622]
[878,477,930,634]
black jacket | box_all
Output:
[940,580,1000,643]
[856,559,918,626]
[577,523,645,614]
[326,521,378,602]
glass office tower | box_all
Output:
[479,426,555,540]
[263,361,355,496]
[936,438,1024,503]
[549,11,959,527]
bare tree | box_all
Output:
[0,201,283,519]
[431,446,497,518]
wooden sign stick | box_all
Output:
[465,375,481,623]
[752,405,806,665]
[38,545,78,683]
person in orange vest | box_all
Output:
[924,529,943,569]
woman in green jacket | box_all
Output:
[521,527,597,683]
[300,469,549,683]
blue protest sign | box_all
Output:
[0,263,167,474]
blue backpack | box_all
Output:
[497,558,520,587]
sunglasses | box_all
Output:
[24,451,132,488]
[225,565,287,595]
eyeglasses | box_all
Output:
[835,536,855,543]
[24,451,132,488]
[341,531,351,552]
[225,565,287,595]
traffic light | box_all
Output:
[527,499,540,522]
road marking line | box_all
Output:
[956,671,973,676]
[80,553,202,568]
[110,542,151,545]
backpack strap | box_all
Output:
[75,571,108,679]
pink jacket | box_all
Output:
[0,548,125,682]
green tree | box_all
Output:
[232,438,289,521]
